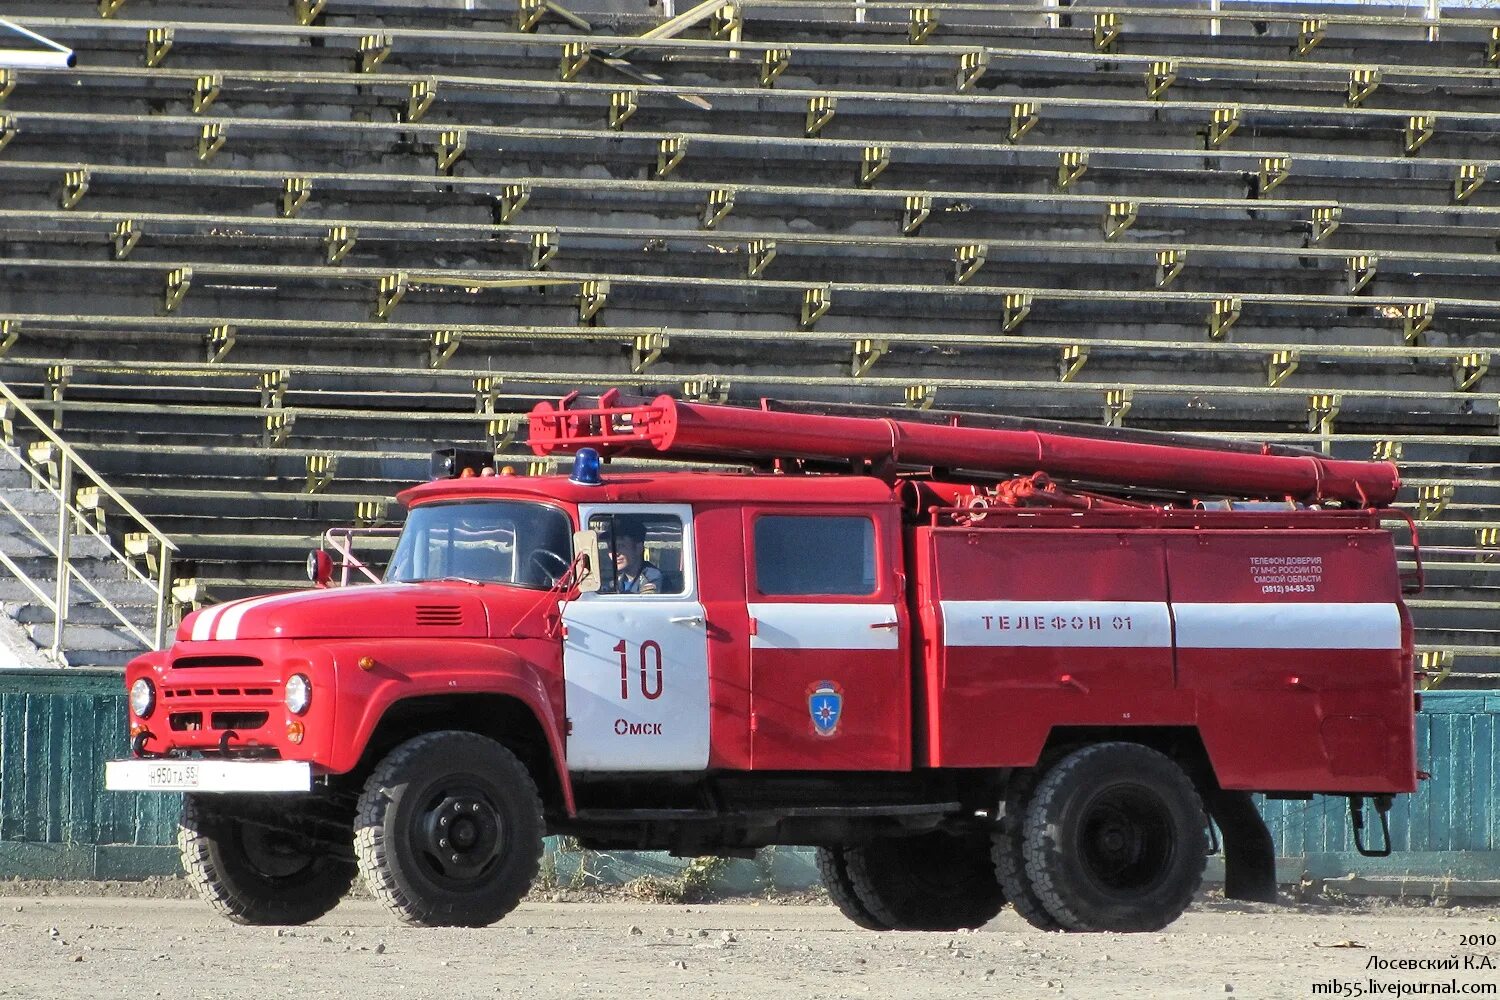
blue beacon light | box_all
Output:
[570,447,604,486]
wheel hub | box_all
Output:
[1079,787,1173,894]
[422,794,503,881]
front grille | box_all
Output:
[169,712,203,732]
[165,687,274,699]
[211,711,269,731]
[172,655,264,668]
[415,604,464,627]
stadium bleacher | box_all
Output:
[0,0,1496,679]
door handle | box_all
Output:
[669,615,705,627]
[870,620,900,629]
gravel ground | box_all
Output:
[2,888,1500,999]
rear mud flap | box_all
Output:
[1205,789,1278,904]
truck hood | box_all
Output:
[178,583,490,642]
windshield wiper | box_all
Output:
[422,576,486,586]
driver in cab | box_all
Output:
[611,522,661,595]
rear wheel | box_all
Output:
[844,830,1006,931]
[815,847,890,930]
[179,793,356,926]
[1022,742,1207,932]
[993,771,1064,931]
[355,731,544,927]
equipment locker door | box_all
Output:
[743,508,909,770]
[562,504,711,771]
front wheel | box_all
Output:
[179,793,356,926]
[355,731,544,927]
[1022,742,1207,933]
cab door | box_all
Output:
[745,508,909,771]
[561,503,710,771]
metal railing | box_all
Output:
[0,380,177,657]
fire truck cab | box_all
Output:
[106,392,1419,934]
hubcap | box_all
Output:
[237,824,316,880]
[419,791,504,883]
[1077,785,1175,896]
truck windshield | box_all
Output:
[385,501,573,588]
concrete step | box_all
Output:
[2,601,155,626]
[60,647,139,669]
[28,621,151,654]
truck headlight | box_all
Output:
[285,674,311,715]
[129,678,155,718]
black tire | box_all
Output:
[355,730,544,927]
[1022,742,1208,933]
[993,771,1065,932]
[815,847,890,931]
[844,830,1006,931]
[179,794,356,926]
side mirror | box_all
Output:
[307,549,333,588]
[571,530,600,594]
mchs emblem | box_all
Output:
[807,681,844,738]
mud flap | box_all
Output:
[1205,789,1278,903]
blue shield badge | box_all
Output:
[807,681,844,738]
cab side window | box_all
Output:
[754,515,876,596]
[588,514,686,596]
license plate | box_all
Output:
[146,763,201,789]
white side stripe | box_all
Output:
[942,600,1172,648]
[213,593,294,641]
[1172,602,1401,650]
[749,603,901,650]
[190,603,227,641]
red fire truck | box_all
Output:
[106,391,1419,933]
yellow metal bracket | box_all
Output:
[1102,201,1138,240]
[163,266,192,314]
[909,7,937,45]
[1310,206,1341,244]
[292,0,328,26]
[860,145,890,187]
[760,48,790,88]
[60,168,90,210]
[747,238,777,277]
[358,33,392,74]
[1207,106,1240,149]
[903,384,936,410]
[498,183,530,223]
[0,113,14,156]
[435,129,466,175]
[701,188,735,230]
[1258,156,1290,197]
[374,271,409,320]
[1296,18,1325,57]
[900,195,931,235]
[429,329,462,369]
[851,338,889,377]
[1002,292,1033,333]
[956,51,988,93]
[1417,484,1452,520]
[805,96,836,138]
[560,42,591,81]
[529,230,557,270]
[1008,101,1039,144]
[197,122,226,163]
[800,286,831,329]
[0,319,16,360]
[1478,529,1500,563]
[578,279,609,325]
[1154,249,1185,289]
[1093,13,1120,53]
[192,73,222,114]
[609,89,639,130]
[1208,296,1242,340]
[98,0,126,16]
[206,323,236,363]
[304,454,336,494]
[1453,351,1489,392]
[1488,26,1500,66]
[1104,388,1133,427]
[281,176,312,218]
[145,27,174,68]
[1266,349,1300,388]
[1402,300,1435,346]
[953,243,986,285]
[1306,393,1341,451]
[631,332,670,373]
[1454,162,1487,203]
[406,78,438,123]
[1346,68,1381,107]
[1372,439,1402,462]
[0,69,13,104]
[1419,650,1454,689]
[475,376,501,415]
[1346,254,1377,294]
[258,369,288,410]
[517,0,546,32]
[355,501,387,528]
[656,136,687,178]
[683,378,730,404]
[1056,150,1088,192]
[1145,60,1176,101]
[325,225,356,266]
[113,218,142,260]
[1404,114,1435,156]
[1058,344,1089,383]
